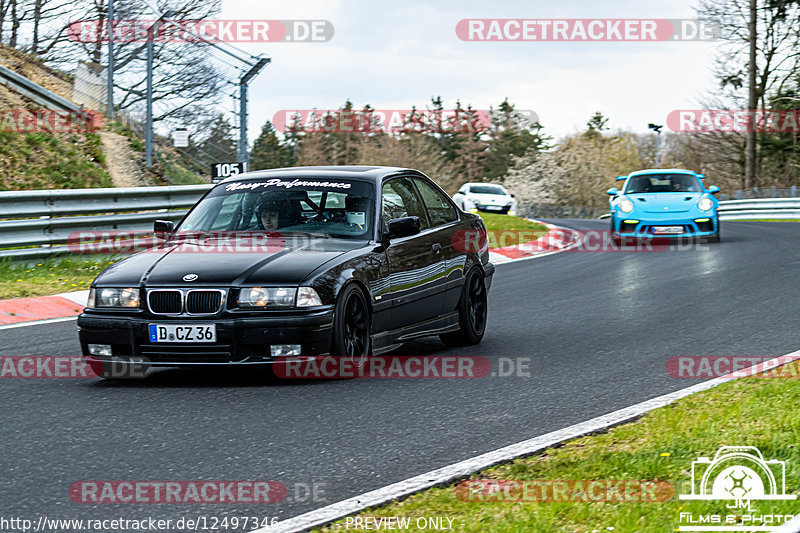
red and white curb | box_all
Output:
[0,290,88,328]
[488,220,579,264]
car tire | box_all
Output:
[88,359,148,380]
[440,267,487,347]
[331,284,372,368]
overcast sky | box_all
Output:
[219,0,719,143]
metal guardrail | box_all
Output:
[0,185,212,259]
[0,64,85,114]
[1,186,796,260]
[717,198,800,220]
[719,186,798,201]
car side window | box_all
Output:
[381,178,430,231]
[413,178,458,227]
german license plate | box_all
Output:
[486,205,503,211]
[652,226,684,234]
[149,324,216,343]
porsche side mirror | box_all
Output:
[708,185,720,194]
[606,187,619,196]
[388,216,421,239]
[154,220,175,235]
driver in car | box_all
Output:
[253,197,287,230]
[259,204,280,230]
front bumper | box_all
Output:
[475,204,512,214]
[77,307,335,367]
[613,214,718,238]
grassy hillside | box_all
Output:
[0,130,113,190]
[0,42,206,190]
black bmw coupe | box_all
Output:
[78,166,494,378]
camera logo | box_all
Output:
[677,446,797,531]
[679,446,795,504]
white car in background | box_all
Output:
[453,183,517,215]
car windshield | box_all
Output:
[624,174,701,194]
[470,185,507,195]
[177,177,375,239]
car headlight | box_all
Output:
[619,198,635,213]
[89,287,140,308]
[698,197,714,211]
[239,287,296,307]
[296,287,323,307]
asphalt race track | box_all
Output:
[2,220,799,527]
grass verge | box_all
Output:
[0,256,119,299]
[318,368,800,532]
[478,213,548,248]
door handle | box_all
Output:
[431,243,442,254]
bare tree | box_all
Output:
[699,0,800,187]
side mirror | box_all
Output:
[387,216,421,239]
[697,174,706,180]
[616,175,627,181]
[606,187,619,196]
[154,220,175,235]
[510,193,516,198]
[708,185,720,194]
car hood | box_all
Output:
[94,236,366,287]
[627,192,703,213]
[468,193,512,204]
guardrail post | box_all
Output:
[771,185,777,197]
[736,190,742,199]
[792,186,797,197]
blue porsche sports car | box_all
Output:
[607,169,721,242]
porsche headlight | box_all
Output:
[90,287,140,308]
[239,287,296,307]
[698,197,714,211]
[619,197,635,213]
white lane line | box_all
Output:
[255,350,800,533]
[0,316,78,330]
